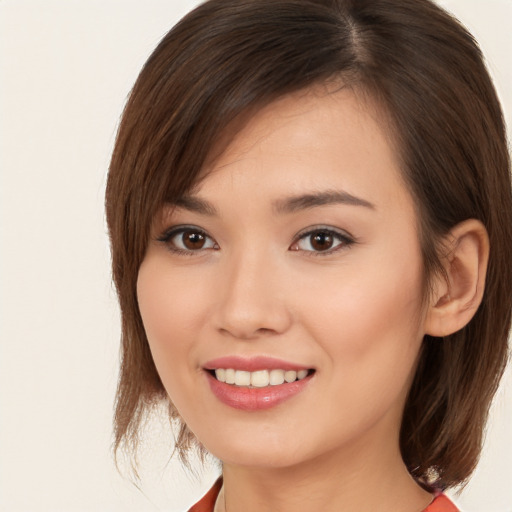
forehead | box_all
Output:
[188,86,409,214]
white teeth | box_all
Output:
[269,369,285,385]
[297,369,308,380]
[284,370,297,383]
[251,370,269,387]
[215,368,226,382]
[225,368,236,384]
[213,368,310,387]
[235,370,251,386]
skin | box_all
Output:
[137,87,439,511]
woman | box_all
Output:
[105,0,512,510]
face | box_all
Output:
[137,87,429,471]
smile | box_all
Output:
[213,368,310,387]
[203,357,315,411]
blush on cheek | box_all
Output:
[138,259,203,336]
[309,265,424,396]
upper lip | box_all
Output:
[203,356,311,372]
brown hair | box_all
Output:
[106,0,512,489]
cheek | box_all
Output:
[136,257,209,392]
[137,252,215,338]
[298,243,426,400]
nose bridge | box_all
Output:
[215,246,292,339]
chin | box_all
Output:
[214,445,306,469]
[201,425,337,471]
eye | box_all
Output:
[290,227,354,254]
[157,226,218,253]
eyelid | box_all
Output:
[156,224,205,243]
[290,225,356,254]
[156,224,218,254]
[156,223,355,255]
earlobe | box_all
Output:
[425,219,489,337]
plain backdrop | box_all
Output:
[0,1,511,511]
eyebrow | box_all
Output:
[272,190,375,214]
[170,196,218,216]
[167,189,375,216]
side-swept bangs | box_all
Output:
[106,0,512,489]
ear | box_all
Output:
[425,219,489,337]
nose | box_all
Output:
[213,251,293,340]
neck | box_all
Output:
[219,435,432,512]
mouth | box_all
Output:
[207,368,314,388]
[203,357,315,411]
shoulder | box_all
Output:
[188,479,458,512]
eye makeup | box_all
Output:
[156,222,356,257]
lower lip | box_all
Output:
[205,372,313,411]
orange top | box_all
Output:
[188,478,459,512]
[189,478,223,512]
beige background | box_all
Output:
[0,1,510,510]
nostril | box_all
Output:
[256,327,278,335]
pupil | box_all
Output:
[312,232,333,251]
[184,231,205,249]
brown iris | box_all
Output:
[182,230,207,250]
[310,232,334,251]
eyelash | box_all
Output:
[291,226,356,256]
[156,225,356,256]
[156,225,218,256]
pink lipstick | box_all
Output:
[203,356,314,411]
